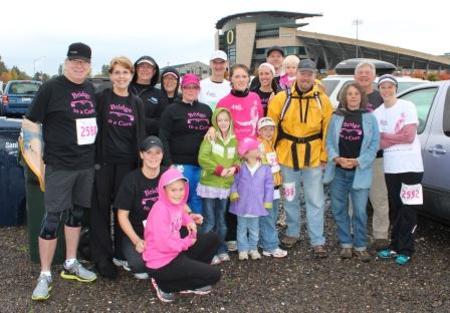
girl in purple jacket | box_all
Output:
[229,137,274,260]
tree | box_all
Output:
[11,66,31,80]
[58,64,63,76]
[0,55,8,73]
[101,64,109,76]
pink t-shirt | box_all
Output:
[217,92,264,141]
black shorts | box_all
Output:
[44,165,95,213]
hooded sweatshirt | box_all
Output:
[216,89,264,142]
[143,168,195,269]
[129,56,163,136]
[160,66,181,108]
[198,108,240,189]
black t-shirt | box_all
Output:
[114,166,168,237]
[254,88,273,116]
[27,75,97,170]
[104,93,136,163]
[339,111,364,167]
[367,90,384,111]
[129,82,163,136]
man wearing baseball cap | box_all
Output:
[129,55,162,136]
[198,50,231,111]
[28,42,98,301]
[268,59,333,258]
[250,45,285,91]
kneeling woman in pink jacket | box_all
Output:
[143,168,221,303]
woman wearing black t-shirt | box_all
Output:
[251,62,279,116]
[115,136,167,279]
[90,56,146,279]
[323,83,379,263]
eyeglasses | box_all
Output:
[68,59,90,66]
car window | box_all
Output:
[397,82,426,94]
[321,80,339,96]
[399,87,438,134]
[8,82,41,95]
[335,80,355,102]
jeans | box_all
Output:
[330,168,370,250]
[121,235,147,274]
[236,216,259,252]
[175,164,202,214]
[259,198,280,251]
[201,198,228,254]
[281,165,326,246]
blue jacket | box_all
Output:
[323,111,380,189]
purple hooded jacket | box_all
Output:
[229,162,274,217]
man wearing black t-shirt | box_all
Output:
[29,43,98,301]
[354,62,389,250]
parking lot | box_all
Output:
[1,212,448,313]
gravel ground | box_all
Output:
[1,213,449,313]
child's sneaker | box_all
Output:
[353,250,371,263]
[377,249,397,259]
[262,248,288,258]
[218,253,230,262]
[60,260,97,282]
[151,278,175,303]
[238,251,248,260]
[31,274,52,301]
[180,285,212,295]
[395,254,411,265]
[113,258,131,271]
[134,272,149,280]
[249,250,261,260]
[226,241,237,252]
[210,255,221,265]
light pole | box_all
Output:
[33,56,46,78]
[352,19,363,58]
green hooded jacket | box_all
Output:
[198,107,240,189]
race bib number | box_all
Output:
[283,182,296,202]
[266,152,280,173]
[400,183,423,205]
[76,118,97,145]
[212,143,225,156]
[273,188,281,200]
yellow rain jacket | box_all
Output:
[268,82,333,169]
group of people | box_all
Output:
[27,41,423,304]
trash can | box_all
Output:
[24,164,66,264]
[0,118,26,226]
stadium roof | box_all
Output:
[216,11,322,29]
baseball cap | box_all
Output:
[67,42,91,62]
[139,136,163,152]
[181,73,200,88]
[266,46,285,57]
[257,117,276,130]
[136,56,156,67]
[298,59,317,72]
[210,50,228,62]
[377,74,398,88]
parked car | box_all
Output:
[1,80,42,116]
[397,80,450,224]
[321,75,428,108]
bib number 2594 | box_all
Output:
[76,118,97,145]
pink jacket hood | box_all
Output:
[157,167,189,209]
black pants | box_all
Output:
[147,232,221,293]
[90,162,136,264]
[122,235,147,274]
[385,172,423,256]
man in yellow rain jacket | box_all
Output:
[268,59,333,257]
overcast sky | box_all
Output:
[1,0,447,76]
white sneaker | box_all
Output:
[32,274,52,301]
[112,258,131,271]
[134,272,149,280]
[210,255,221,265]
[262,248,288,258]
[226,241,237,252]
[238,251,248,260]
[249,250,261,260]
[218,253,230,262]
